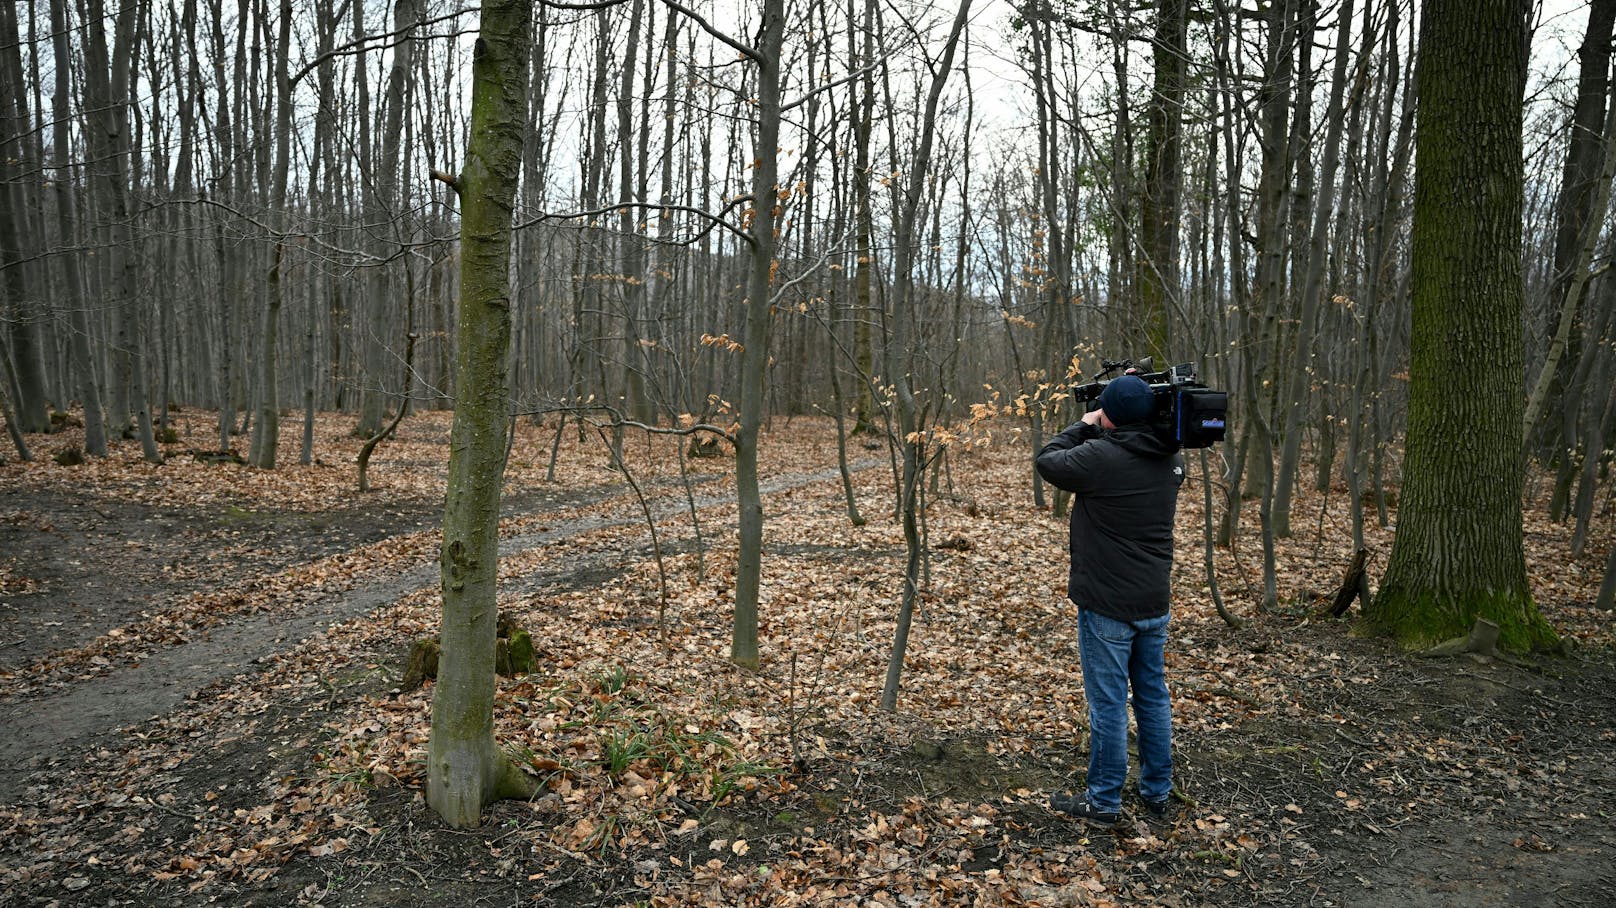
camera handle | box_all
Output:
[1091,356,1155,383]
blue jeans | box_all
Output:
[1078,609,1173,812]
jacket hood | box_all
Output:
[1108,423,1179,459]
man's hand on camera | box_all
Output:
[1082,408,1105,426]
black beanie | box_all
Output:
[1098,375,1154,425]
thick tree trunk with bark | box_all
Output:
[427,0,538,828]
[49,0,107,455]
[249,0,294,469]
[1365,0,1557,652]
[1135,0,1187,364]
[0,0,51,436]
[0,0,50,434]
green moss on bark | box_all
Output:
[1361,588,1559,653]
[1361,0,1560,657]
[425,0,532,830]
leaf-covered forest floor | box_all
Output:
[1,411,1612,907]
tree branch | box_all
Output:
[290,7,478,89]
[432,169,461,194]
[768,230,852,307]
[517,196,755,248]
[514,403,737,447]
[654,0,762,63]
[781,56,891,113]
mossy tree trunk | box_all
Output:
[1363,0,1557,652]
[427,0,537,828]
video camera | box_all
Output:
[1071,357,1228,450]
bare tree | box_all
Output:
[879,0,974,711]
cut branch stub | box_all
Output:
[1421,618,1502,658]
[445,539,475,591]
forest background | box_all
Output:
[3,0,1615,589]
[1,0,1613,581]
[1,0,1615,904]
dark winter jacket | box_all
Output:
[1034,421,1185,622]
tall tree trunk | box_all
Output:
[204,0,237,449]
[49,0,107,455]
[428,0,539,827]
[83,0,160,462]
[358,0,423,437]
[300,0,340,464]
[1023,7,1056,509]
[850,0,876,434]
[1569,351,1616,557]
[1365,0,1556,652]
[731,0,785,670]
[0,0,49,432]
[1534,0,1616,456]
[616,0,648,424]
[1245,0,1298,609]
[1106,0,1133,329]
[249,0,294,468]
[1522,95,1616,452]
[1213,0,1254,547]
[1135,0,1187,364]
[0,344,30,460]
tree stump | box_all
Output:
[494,638,512,677]
[405,614,534,690]
[496,610,535,676]
[1329,548,1371,618]
[504,627,536,675]
[402,638,441,690]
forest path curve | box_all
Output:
[0,459,880,802]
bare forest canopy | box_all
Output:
[0,0,1612,547]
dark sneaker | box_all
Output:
[1138,797,1177,825]
[1049,792,1120,825]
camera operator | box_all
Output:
[1035,374,1184,826]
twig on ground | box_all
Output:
[1333,726,1373,748]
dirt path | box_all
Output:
[0,489,443,670]
[0,463,872,803]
